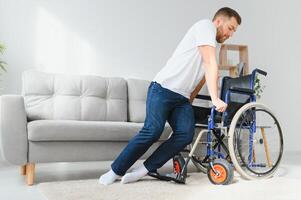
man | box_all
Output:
[99,7,241,185]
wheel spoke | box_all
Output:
[228,103,283,180]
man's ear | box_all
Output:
[216,16,228,26]
[215,17,222,26]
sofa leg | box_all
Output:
[21,165,27,176]
[26,163,35,186]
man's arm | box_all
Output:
[198,45,227,112]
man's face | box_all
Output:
[216,17,238,43]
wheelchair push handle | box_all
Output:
[253,68,267,76]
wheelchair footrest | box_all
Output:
[147,171,186,184]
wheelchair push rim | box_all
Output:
[228,102,284,180]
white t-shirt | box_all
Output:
[153,19,217,98]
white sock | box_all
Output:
[121,164,149,184]
[98,169,121,185]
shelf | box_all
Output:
[218,65,237,70]
[220,44,248,51]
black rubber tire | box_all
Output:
[207,159,234,185]
[228,102,283,180]
[173,154,187,175]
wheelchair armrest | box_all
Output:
[229,87,255,95]
[195,94,211,101]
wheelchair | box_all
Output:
[148,68,284,185]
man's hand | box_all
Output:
[212,98,228,112]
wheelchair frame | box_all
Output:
[148,68,283,185]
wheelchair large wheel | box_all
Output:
[228,102,283,180]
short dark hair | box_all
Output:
[213,7,241,25]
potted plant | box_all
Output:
[254,74,265,99]
[0,42,7,80]
[0,43,6,70]
[0,43,7,93]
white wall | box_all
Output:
[0,0,300,154]
[228,1,301,153]
[0,0,224,89]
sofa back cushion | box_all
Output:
[22,70,127,121]
[127,79,150,123]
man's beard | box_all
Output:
[216,26,226,43]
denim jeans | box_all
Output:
[111,82,195,176]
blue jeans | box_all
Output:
[111,82,195,176]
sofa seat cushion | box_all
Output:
[28,120,172,142]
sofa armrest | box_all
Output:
[0,95,28,165]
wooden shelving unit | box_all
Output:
[219,44,249,77]
[190,43,249,102]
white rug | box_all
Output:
[38,172,300,200]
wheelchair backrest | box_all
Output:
[193,68,266,126]
[220,74,254,125]
[220,75,253,103]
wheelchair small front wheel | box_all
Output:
[207,159,234,185]
[228,102,284,180]
[173,154,187,175]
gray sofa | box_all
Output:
[0,70,174,185]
